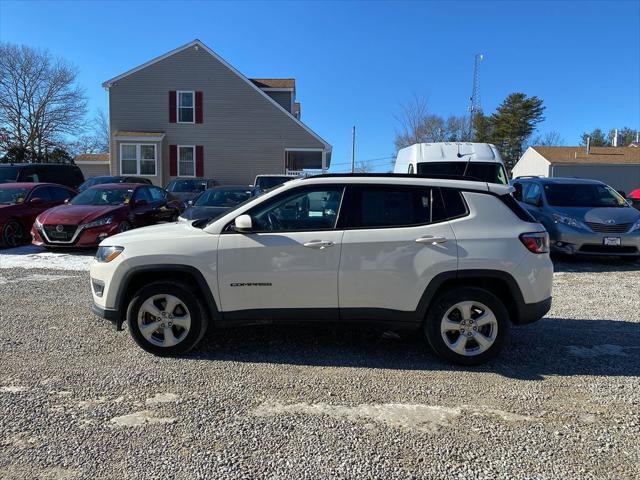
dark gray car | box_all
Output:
[512,177,640,257]
[179,185,261,222]
[165,178,220,204]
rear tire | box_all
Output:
[424,287,510,366]
[127,281,209,356]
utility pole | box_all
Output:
[351,125,356,173]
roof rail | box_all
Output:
[512,175,540,179]
[305,173,483,182]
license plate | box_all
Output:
[603,237,621,246]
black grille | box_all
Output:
[43,224,77,242]
[579,245,638,254]
[585,222,632,233]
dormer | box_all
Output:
[250,78,298,117]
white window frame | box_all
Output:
[119,143,157,177]
[177,145,196,177]
[177,90,195,124]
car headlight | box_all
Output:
[631,220,640,232]
[83,216,113,229]
[34,217,43,228]
[553,213,585,229]
[95,246,124,263]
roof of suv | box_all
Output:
[513,176,605,185]
[299,173,513,195]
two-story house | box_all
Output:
[102,39,331,186]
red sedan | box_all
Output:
[32,183,183,248]
[627,189,640,211]
[0,183,75,248]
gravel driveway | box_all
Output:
[1,256,639,479]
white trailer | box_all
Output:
[394,142,508,184]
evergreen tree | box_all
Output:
[580,128,608,146]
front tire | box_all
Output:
[127,281,209,356]
[424,287,510,366]
[1,220,26,248]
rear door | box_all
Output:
[130,186,155,226]
[337,184,458,317]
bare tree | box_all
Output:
[531,130,564,146]
[0,43,87,160]
[68,109,109,155]
[354,159,374,173]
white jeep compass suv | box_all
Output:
[90,174,553,365]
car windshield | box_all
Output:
[196,189,253,207]
[544,184,628,207]
[255,176,294,189]
[416,162,508,184]
[0,167,20,183]
[71,187,133,206]
[166,180,208,193]
[0,187,30,205]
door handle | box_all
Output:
[303,240,335,249]
[415,235,447,245]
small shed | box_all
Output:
[512,146,640,193]
[74,153,110,179]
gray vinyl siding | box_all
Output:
[551,164,640,193]
[108,45,327,186]
[76,163,110,178]
[264,91,293,112]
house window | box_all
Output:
[120,144,156,176]
[178,146,195,177]
[177,91,194,123]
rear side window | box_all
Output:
[31,186,53,202]
[341,185,446,228]
[47,186,73,201]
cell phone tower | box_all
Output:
[469,53,484,138]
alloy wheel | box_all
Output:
[137,294,191,347]
[2,220,24,247]
[440,301,498,356]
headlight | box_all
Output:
[95,246,124,263]
[83,216,113,229]
[34,217,42,228]
[631,220,640,232]
[553,213,585,229]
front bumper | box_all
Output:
[92,302,124,330]
[32,222,120,248]
[548,224,640,256]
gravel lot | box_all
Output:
[1,254,639,479]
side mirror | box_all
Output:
[64,198,70,204]
[134,199,148,207]
[187,200,194,206]
[234,214,253,232]
[30,197,44,206]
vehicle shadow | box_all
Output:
[552,254,640,273]
[189,317,640,380]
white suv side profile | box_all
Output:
[90,175,553,365]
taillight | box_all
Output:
[519,232,549,254]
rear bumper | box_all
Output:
[513,297,552,325]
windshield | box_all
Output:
[255,176,294,190]
[416,162,508,184]
[71,187,133,206]
[0,167,20,183]
[196,189,253,207]
[544,184,628,207]
[0,187,30,205]
[166,179,208,193]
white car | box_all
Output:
[90,174,553,365]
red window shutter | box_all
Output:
[195,91,203,123]
[169,91,177,123]
[196,145,204,177]
[170,145,177,176]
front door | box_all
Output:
[217,185,345,321]
[337,184,458,314]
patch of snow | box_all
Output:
[145,393,179,405]
[0,385,28,393]
[110,410,176,427]
[0,245,93,271]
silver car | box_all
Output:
[512,177,640,257]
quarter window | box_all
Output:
[177,91,194,123]
[249,187,344,232]
[178,146,195,177]
[120,144,156,176]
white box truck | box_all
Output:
[394,142,508,184]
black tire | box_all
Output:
[1,219,26,248]
[424,287,510,366]
[118,221,132,233]
[127,281,209,356]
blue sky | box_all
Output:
[1,0,639,172]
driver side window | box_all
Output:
[250,186,344,232]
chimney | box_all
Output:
[613,128,618,147]
[586,136,590,155]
